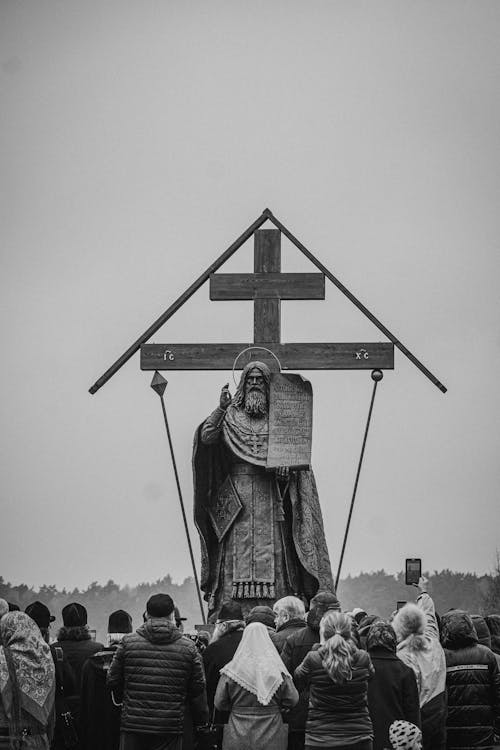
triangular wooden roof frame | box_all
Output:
[89,208,446,395]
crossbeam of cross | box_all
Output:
[141,229,394,372]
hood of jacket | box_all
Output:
[57,625,92,642]
[486,614,500,655]
[471,615,492,648]
[441,610,478,649]
[137,617,182,645]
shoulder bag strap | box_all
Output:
[53,647,64,696]
[2,644,24,750]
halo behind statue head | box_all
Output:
[231,346,281,387]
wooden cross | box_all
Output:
[141,229,393,372]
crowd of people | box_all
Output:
[0,576,499,750]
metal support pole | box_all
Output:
[151,372,206,624]
[335,369,383,591]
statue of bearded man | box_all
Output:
[193,361,333,617]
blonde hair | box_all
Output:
[392,604,427,652]
[318,611,356,684]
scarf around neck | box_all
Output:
[220,622,289,705]
[0,612,55,726]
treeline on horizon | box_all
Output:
[1,569,498,644]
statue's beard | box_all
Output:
[244,390,268,417]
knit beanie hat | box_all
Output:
[389,720,422,748]
[25,601,56,630]
[62,602,88,627]
[108,609,132,634]
[245,606,276,629]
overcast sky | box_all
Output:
[1,0,499,594]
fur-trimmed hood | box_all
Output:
[57,624,92,642]
[441,610,478,649]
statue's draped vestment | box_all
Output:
[193,401,333,616]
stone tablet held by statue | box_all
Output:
[267,373,312,471]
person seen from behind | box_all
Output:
[281,591,341,750]
[0,611,56,750]
[107,593,208,750]
[366,621,420,750]
[440,608,500,750]
[80,609,133,750]
[203,601,245,730]
[25,600,78,750]
[294,610,374,750]
[391,577,446,750]
[54,601,104,735]
[273,596,306,653]
[214,621,298,750]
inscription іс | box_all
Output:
[267,373,313,470]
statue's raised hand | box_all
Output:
[219,383,232,410]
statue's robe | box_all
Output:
[193,404,333,616]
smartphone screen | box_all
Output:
[405,558,422,585]
[396,600,407,611]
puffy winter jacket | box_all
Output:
[441,610,500,749]
[107,617,208,734]
[294,645,374,745]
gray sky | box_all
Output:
[1,0,499,591]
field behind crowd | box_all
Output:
[1,569,497,644]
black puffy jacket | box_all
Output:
[107,618,208,734]
[441,610,500,749]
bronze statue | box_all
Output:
[193,361,333,617]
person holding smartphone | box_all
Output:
[391,577,447,750]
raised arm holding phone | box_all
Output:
[391,575,447,749]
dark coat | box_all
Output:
[202,624,244,718]
[441,610,500,749]
[107,617,208,735]
[50,643,79,750]
[80,645,121,750]
[280,610,321,733]
[272,618,306,654]
[54,627,104,692]
[294,646,374,745]
[367,647,421,750]
[53,626,104,726]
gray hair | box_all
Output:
[273,596,305,621]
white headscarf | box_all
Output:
[220,622,290,705]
